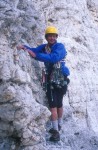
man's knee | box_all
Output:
[50,107,58,120]
[51,107,57,112]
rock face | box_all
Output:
[0,0,98,150]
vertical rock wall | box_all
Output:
[0,0,98,150]
[0,0,50,150]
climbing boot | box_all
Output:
[49,128,56,134]
[49,130,60,142]
[49,125,61,134]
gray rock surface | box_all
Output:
[0,0,98,150]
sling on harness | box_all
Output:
[50,61,68,89]
[41,61,69,91]
[41,67,48,92]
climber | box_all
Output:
[17,26,70,142]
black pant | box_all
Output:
[46,83,67,108]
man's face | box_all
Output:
[46,34,58,45]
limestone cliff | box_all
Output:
[0,0,98,150]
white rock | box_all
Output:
[3,86,16,101]
[0,0,98,150]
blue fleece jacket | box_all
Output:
[24,42,70,76]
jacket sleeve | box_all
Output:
[36,43,67,63]
[24,44,45,54]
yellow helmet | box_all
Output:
[45,26,58,35]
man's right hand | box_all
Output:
[16,45,36,58]
[17,45,27,50]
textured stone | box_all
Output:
[0,0,98,150]
[2,86,16,101]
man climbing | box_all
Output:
[17,26,70,142]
